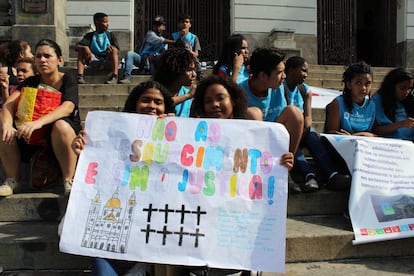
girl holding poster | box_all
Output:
[0,39,81,197]
[71,80,174,275]
[191,75,293,170]
[188,74,293,275]
[372,68,414,141]
[73,80,174,155]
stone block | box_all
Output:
[295,34,318,64]
[12,25,69,60]
[11,0,69,60]
[0,26,11,41]
[112,30,133,58]
[13,0,66,26]
[269,28,296,49]
[281,48,302,60]
[67,25,94,37]
[271,39,297,49]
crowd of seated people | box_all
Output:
[1,9,413,211]
[1,9,414,276]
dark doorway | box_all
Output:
[318,0,396,66]
[356,0,396,66]
[317,0,356,65]
[134,0,230,62]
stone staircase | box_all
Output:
[64,64,393,130]
[305,64,392,91]
[2,65,414,275]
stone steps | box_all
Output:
[1,206,414,271]
[272,256,414,276]
[3,64,412,275]
[2,185,414,266]
[0,186,347,223]
[0,221,91,271]
[306,64,391,90]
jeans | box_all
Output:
[294,128,336,181]
[92,258,117,276]
[123,51,142,79]
[92,258,146,276]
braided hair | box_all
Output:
[342,61,373,112]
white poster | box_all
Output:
[321,134,414,244]
[309,86,341,109]
[59,111,289,272]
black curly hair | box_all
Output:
[190,75,248,119]
[123,81,175,114]
[342,61,373,112]
[376,67,414,121]
[153,47,196,89]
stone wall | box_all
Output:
[238,32,317,64]
[395,40,414,68]
[11,0,69,60]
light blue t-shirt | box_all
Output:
[372,94,414,140]
[139,30,167,58]
[90,32,110,57]
[239,79,287,122]
[283,80,309,113]
[218,64,250,84]
[336,95,375,133]
[172,32,200,52]
[175,86,192,117]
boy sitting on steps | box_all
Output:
[76,12,120,85]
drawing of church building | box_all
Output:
[81,188,137,253]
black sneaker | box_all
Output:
[77,75,86,84]
[119,78,131,84]
[299,175,319,192]
[326,173,351,190]
[105,75,118,84]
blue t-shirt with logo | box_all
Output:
[336,95,375,133]
[239,79,287,122]
[90,32,111,57]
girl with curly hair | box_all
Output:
[153,47,197,117]
[190,75,248,119]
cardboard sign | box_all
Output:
[60,111,290,272]
[322,134,414,244]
